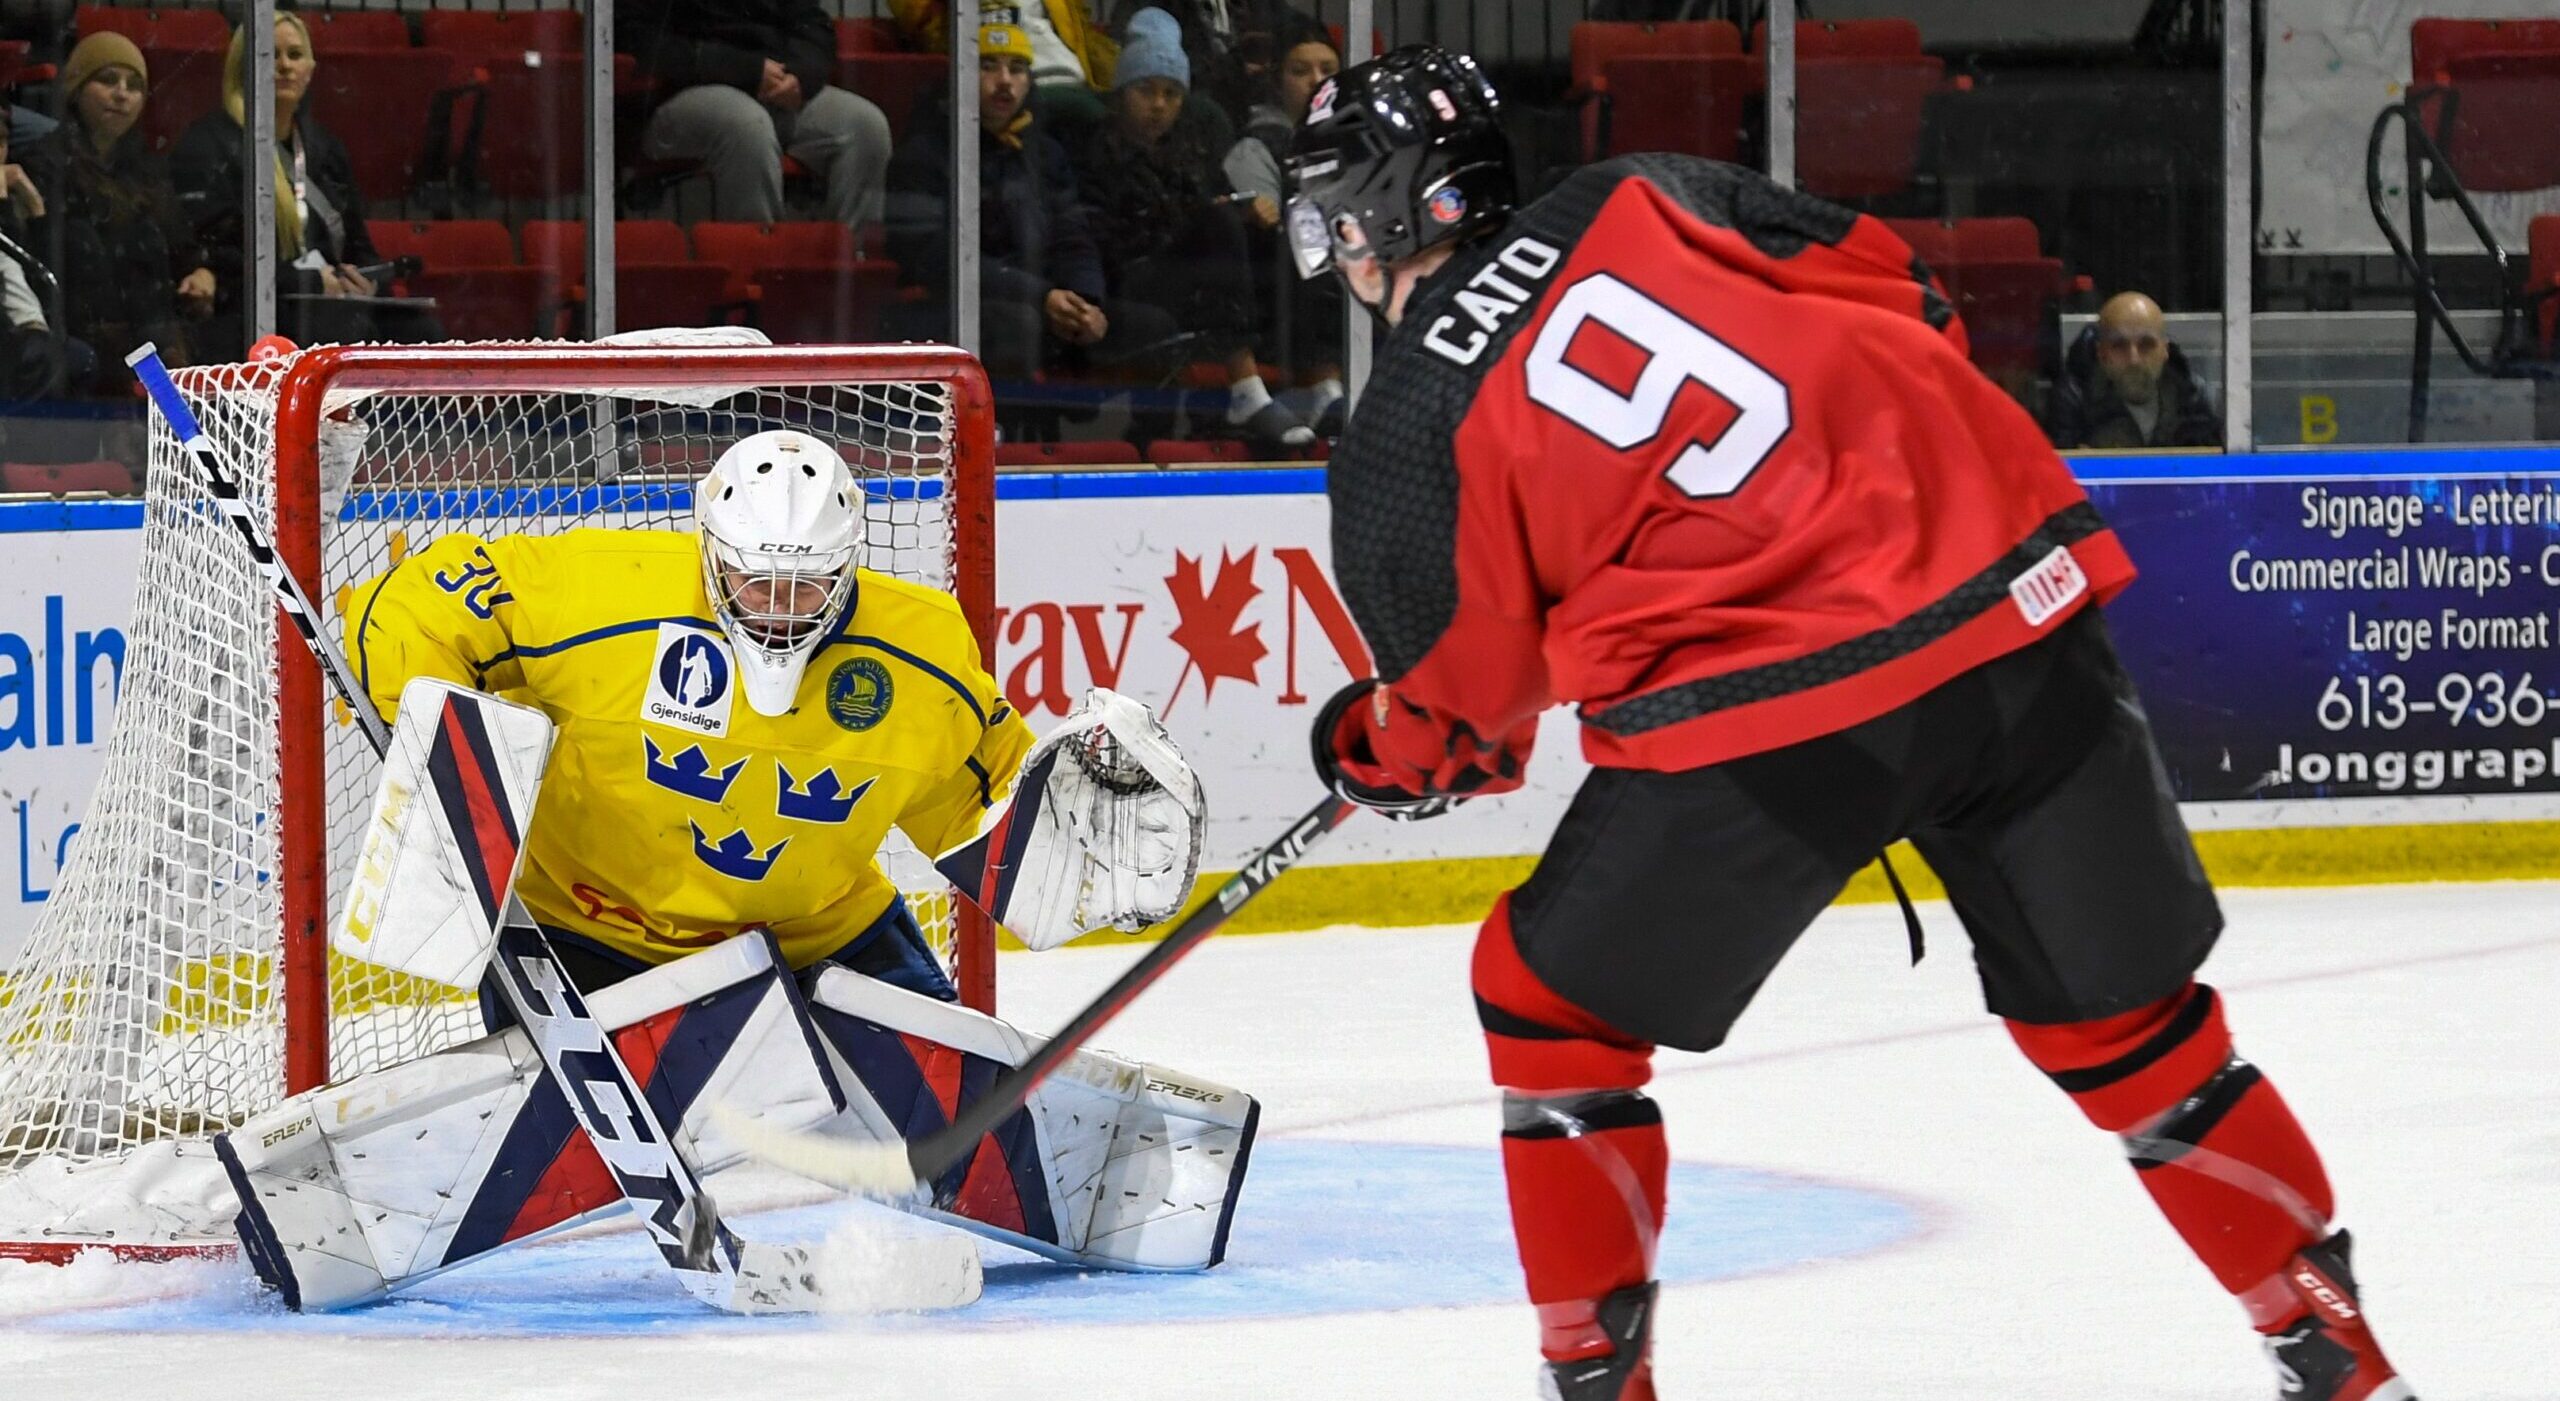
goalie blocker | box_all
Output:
[219,935,1257,1309]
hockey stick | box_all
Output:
[127,345,838,1315]
[720,792,1358,1197]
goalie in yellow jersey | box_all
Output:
[218,429,1254,1314]
[348,427,1192,1002]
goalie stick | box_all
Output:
[720,792,1356,1197]
[128,345,834,1315]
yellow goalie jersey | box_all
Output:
[345,528,1032,971]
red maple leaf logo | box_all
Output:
[1163,548,1266,713]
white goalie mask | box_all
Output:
[695,429,863,716]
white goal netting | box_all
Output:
[0,341,985,1250]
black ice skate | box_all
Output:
[2259,1231,2416,1401]
[1536,1282,1657,1401]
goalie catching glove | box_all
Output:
[1311,679,1534,820]
[937,688,1206,950]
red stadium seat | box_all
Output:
[614,263,735,332]
[744,262,899,343]
[995,440,1142,467]
[837,51,947,145]
[1567,20,1748,163]
[2530,215,2560,350]
[1145,440,1252,466]
[420,10,581,63]
[835,17,903,55]
[301,10,413,53]
[310,50,468,203]
[463,56,586,202]
[1883,218,2066,385]
[75,6,229,51]
[416,266,569,339]
[690,221,860,302]
[2408,19,2560,193]
[1598,54,1753,162]
[1754,17,1926,58]
[3,461,133,495]
[1795,53,1942,199]
[369,218,518,270]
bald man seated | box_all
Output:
[2047,291,2223,450]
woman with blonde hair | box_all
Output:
[19,31,215,390]
[172,13,429,358]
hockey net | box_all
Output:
[0,340,994,1257]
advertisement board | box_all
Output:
[10,452,2560,963]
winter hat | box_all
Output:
[61,32,148,98]
[979,22,1035,63]
[1115,8,1189,91]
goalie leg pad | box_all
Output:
[219,933,844,1311]
[804,965,1257,1272]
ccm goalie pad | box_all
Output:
[938,688,1207,950]
[806,967,1258,1270]
[332,676,554,988]
[216,934,976,1312]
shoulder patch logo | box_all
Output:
[643,624,733,737]
[826,657,894,731]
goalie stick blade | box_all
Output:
[712,1102,929,1198]
[685,1237,982,1314]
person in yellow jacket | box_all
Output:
[891,0,1117,133]
[345,428,1030,1006]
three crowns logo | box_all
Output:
[644,737,747,803]
[775,763,873,824]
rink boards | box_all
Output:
[10,447,2560,953]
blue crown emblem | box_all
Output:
[644,737,746,803]
[689,822,790,881]
[775,762,873,824]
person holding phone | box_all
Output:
[171,15,441,358]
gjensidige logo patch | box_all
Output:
[644,624,733,737]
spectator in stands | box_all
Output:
[1073,9,1311,448]
[2048,290,2223,450]
[0,117,92,401]
[888,23,1184,439]
[20,33,213,391]
[622,0,896,228]
[172,16,435,361]
[889,1,1118,141]
[1223,17,1341,432]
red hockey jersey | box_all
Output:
[1328,154,2136,772]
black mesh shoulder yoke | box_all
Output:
[1332,154,1912,685]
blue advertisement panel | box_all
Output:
[2088,455,2560,803]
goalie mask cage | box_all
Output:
[0,342,995,1259]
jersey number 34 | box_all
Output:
[1523,273,1790,500]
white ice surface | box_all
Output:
[0,880,2552,1399]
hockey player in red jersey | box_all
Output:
[1286,47,2415,1401]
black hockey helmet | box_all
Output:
[1283,45,1515,288]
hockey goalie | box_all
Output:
[217,428,1249,1312]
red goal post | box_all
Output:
[262,343,998,1092]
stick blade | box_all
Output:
[711,1102,927,1198]
[730,1237,982,1314]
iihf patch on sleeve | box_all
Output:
[642,623,734,737]
[2009,545,2089,628]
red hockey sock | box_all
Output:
[2009,983,2335,1323]
[1475,896,1666,1365]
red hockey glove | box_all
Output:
[1310,680,1535,821]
